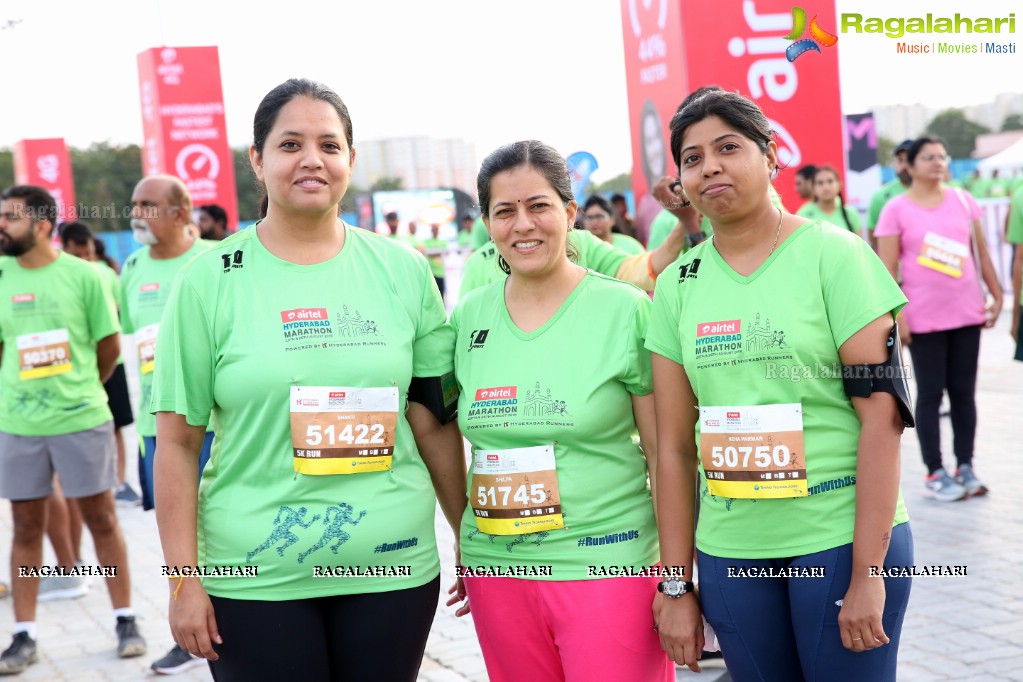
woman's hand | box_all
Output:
[652,593,704,672]
[445,540,470,617]
[898,323,912,347]
[838,577,889,653]
[169,578,222,661]
[984,295,1003,329]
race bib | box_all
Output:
[17,329,72,380]
[917,231,968,278]
[290,386,399,475]
[135,323,159,375]
[699,404,807,499]
[471,444,564,535]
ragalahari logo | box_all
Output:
[785,7,838,62]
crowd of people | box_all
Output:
[0,77,1019,682]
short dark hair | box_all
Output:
[385,211,399,221]
[59,221,95,248]
[669,91,773,170]
[199,204,228,225]
[477,140,573,218]
[609,193,626,204]
[0,185,58,231]
[582,195,613,215]
[796,165,818,181]
[906,136,945,166]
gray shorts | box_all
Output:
[0,421,117,501]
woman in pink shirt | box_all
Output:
[876,136,1003,502]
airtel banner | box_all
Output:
[137,46,237,229]
[13,138,77,223]
[619,0,689,242]
[621,0,844,214]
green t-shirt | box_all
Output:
[645,220,909,559]
[152,224,454,599]
[968,177,992,199]
[457,230,473,248]
[421,238,447,278]
[470,217,490,250]
[795,202,863,233]
[611,232,646,255]
[120,239,211,436]
[452,271,658,579]
[93,261,125,366]
[1008,187,1023,305]
[646,210,678,250]
[867,179,907,230]
[458,229,631,299]
[0,252,119,436]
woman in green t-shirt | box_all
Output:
[446,140,672,681]
[795,165,863,235]
[647,91,913,681]
[152,79,466,681]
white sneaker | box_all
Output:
[37,572,88,602]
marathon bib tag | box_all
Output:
[136,323,159,375]
[290,386,398,475]
[471,444,564,535]
[699,404,807,499]
[917,232,968,278]
[17,328,72,380]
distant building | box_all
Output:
[870,93,1023,143]
[351,136,477,197]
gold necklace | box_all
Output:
[769,207,783,255]
[712,207,785,255]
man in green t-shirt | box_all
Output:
[0,186,146,673]
[866,139,913,249]
[457,213,474,249]
[60,221,140,508]
[422,223,448,300]
[1007,185,1023,359]
[122,174,213,675]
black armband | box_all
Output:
[842,323,915,428]
[408,372,459,425]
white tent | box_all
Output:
[977,137,1023,173]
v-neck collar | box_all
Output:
[708,220,814,285]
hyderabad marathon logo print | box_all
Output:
[785,7,837,62]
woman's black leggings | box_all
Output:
[207,576,440,682]
[908,325,982,474]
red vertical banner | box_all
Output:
[13,138,77,223]
[619,0,689,242]
[136,46,238,229]
[675,0,844,211]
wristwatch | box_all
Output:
[657,577,695,599]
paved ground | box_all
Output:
[0,307,1020,680]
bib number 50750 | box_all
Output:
[710,444,791,469]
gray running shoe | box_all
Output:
[37,573,88,602]
[954,464,989,497]
[151,644,205,675]
[0,632,38,675]
[116,616,147,658]
[924,468,967,502]
[115,483,142,508]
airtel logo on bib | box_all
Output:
[280,308,328,323]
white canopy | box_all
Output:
[977,137,1023,172]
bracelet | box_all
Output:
[168,575,197,600]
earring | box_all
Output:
[497,254,511,275]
